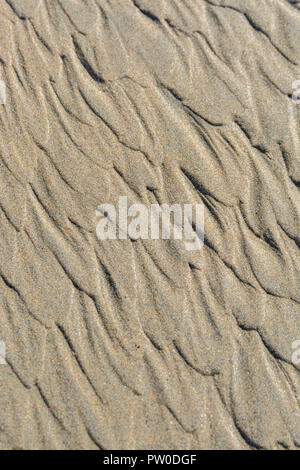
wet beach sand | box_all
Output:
[0,0,299,450]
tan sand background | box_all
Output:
[0,0,299,449]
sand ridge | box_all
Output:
[0,0,299,450]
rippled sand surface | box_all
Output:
[0,0,299,450]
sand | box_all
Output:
[0,0,299,450]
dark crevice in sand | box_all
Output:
[173,340,219,376]
[56,323,105,405]
[72,37,105,84]
[204,0,298,66]
[85,426,106,450]
[35,381,67,430]
[6,359,30,390]
[132,0,160,23]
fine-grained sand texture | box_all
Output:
[0,0,300,450]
